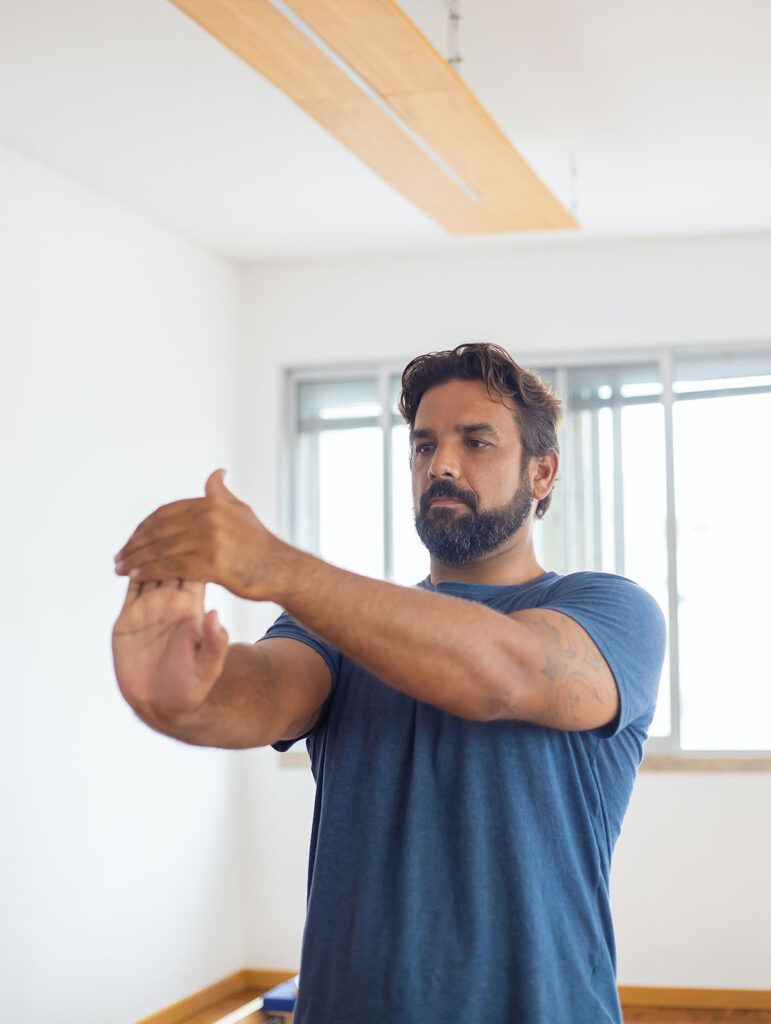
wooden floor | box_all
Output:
[623,1011,771,1023]
[181,988,265,1024]
[179,990,771,1024]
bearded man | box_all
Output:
[113,343,665,1024]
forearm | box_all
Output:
[271,545,525,721]
[132,643,283,750]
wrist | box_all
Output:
[246,535,309,605]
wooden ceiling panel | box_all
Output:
[388,89,573,229]
[169,0,578,233]
[284,0,451,95]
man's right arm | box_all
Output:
[133,639,332,749]
[112,578,332,750]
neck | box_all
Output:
[428,527,547,587]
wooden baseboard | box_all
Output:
[134,970,297,1024]
[619,986,771,1010]
[135,973,771,1023]
[242,969,299,993]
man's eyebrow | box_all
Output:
[409,423,502,442]
[409,427,434,442]
[458,422,500,438]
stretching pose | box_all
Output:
[113,343,665,1024]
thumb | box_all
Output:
[201,608,229,659]
[205,467,236,501]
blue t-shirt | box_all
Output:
[261,571,666,1024]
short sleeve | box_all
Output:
[258,610,342,751]
[541,572,666,738]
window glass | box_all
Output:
[673,351,771,394]
[674,391,771,749]
[568,364,662,407]
[621,402,670,737]
[316,427,384,578]
[391,422,427,586]
[295,378,383,576]
[298,378,380,424]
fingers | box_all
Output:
[120,577,194,605]
[133,497,203,532]
[195,608,229,677]
[115,473,239,569]
[204,468,239,503]
[116,577,206,628]
[115,504,206,564]
[114,470,252,595]
[114,521,212,581]
[123,552,207,584]
[115,525,195,574]
[202,607,229,647]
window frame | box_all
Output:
[285,343,771,764]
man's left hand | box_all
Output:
[114,470,282,601]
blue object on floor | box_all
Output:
[262,977,298,1012]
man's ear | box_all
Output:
[531,452,559,501]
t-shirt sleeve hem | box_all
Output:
[256,624,339,752]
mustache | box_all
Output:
[419,480,478,517]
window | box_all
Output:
[288,349,771,756]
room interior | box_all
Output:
[2,1,770,1022]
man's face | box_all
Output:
[410,378,535,566]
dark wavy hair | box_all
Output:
[399,342,563,518]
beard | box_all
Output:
[414,474,534,567]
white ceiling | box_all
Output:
[2,0,771,262]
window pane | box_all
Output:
[298,378,380,424]
[674,391,771,749]
[620,402,670,737]
[674,351,771,394]
[568,364,662,408]
[316,428,384,578]
[563,363,671,739]
[566,407,616,573]
[390,373,402,420]
[391,423,429,585]
[598,407,616,573]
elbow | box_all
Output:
[464,653,533,723]
[456,667,528,723]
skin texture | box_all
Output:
[112,378,619,747]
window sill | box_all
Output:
[276,750,771,772]
[640,754,771,772]
[276,749,312,769]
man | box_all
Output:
[113,343,665,1023]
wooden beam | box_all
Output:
[169,0,577,233]
[619,987,771,1011]
[283,0,576,230]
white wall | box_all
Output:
[237,234,771,988]
[0,145,246,1024]
[4,145,769,1019]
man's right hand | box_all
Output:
[112,579,229,723]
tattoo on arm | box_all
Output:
[536,614,614,726]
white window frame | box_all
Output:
[285,343,771,763]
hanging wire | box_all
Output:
[446,0,462,72]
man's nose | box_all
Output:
[427,443,460,480]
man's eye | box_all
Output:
[466,439,488,448]
[415,443,434,455]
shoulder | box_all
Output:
[542,571,665,645]
[550,568,658,604]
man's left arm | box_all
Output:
[267,550,618,731]
[115,471,618,732]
